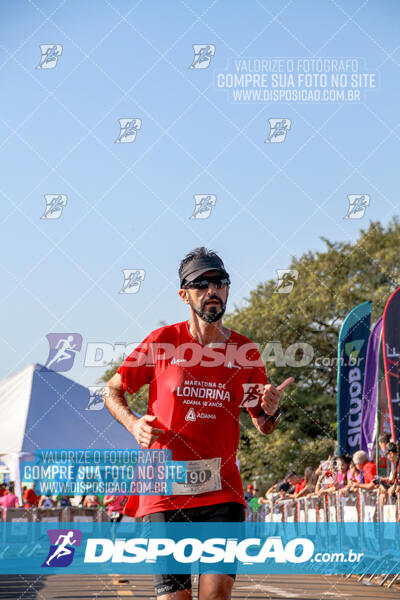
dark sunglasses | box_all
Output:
[183,276,230,290]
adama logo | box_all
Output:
[185,408,196,421]
[42,529,82,567]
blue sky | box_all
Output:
[0,0,399,387]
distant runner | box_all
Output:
[105,246,294,600]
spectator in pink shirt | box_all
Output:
[334,455,352,487]
[0,483,19,520]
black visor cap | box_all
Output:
[180,256,230,288]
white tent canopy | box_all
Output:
[0,364,139,498]
[0,364,34,455]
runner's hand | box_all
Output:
[261,377,295,415]
[131,415,165,448]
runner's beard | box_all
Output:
[189,296,226,324]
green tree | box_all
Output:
[226,218,400,487]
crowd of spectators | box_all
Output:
[245,434,400,513]
[1,434,399,521]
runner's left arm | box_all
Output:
[251,378,295,435]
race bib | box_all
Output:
[170,458,222,495]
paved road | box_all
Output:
[0,574,399,599]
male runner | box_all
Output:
[104,247,294,600]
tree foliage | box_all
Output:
[225,218,400,488]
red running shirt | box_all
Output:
[117,321,268,518]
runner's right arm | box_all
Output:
[104,372,165,448]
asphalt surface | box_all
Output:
[0,574,399,599]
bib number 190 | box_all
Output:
[171,458,222,495]
[186,469,211,485]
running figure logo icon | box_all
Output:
[41,194,67,219]
[86,386,107,411]
[190,195,216,219]
[115,119,142,143]
[42,529,82,567]
[265,119,291,143]
[344,194,370,219]
[189,45,216,69]
[36,45,63,69]
[240,383,264,408]
[119,269,146,294]
[275,270,298,294]
[43,333,83,372]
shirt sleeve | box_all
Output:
[242,343,268,419]
[117,332,156,394]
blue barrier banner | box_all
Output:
[1,522,399,574]
[21,449,186,495]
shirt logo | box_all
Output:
[185,408,196,422]
[42,529,82,567]
[240,383,264,408]
[227,361,240,369]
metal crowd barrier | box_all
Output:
[0,507,113,557]
[0,492,397,524]
[5,507,34,523]
[245,490,400,586]
[0,499,399,584]
[246,489,399,523]
[33,507,63,523]
[2,507,111,523]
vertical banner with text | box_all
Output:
[376,331,391,473]
[337,301,371,455]
[382,287,400,442]
[360,317,382,460]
